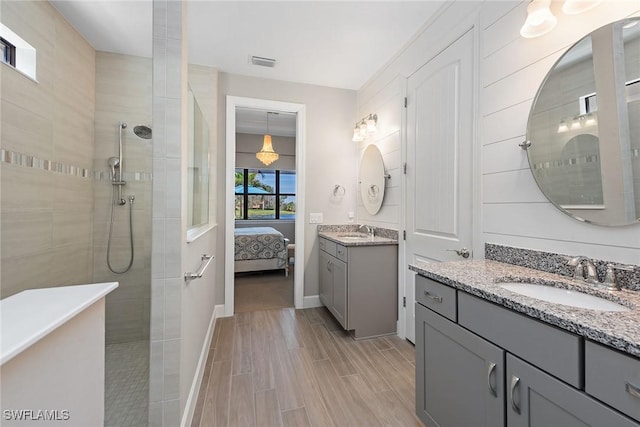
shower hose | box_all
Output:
[107,187,135,274]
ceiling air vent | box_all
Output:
[251,56,276,68]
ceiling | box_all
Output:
[51,0,445,90]
[236,108,297,137]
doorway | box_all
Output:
[224,96,306,316]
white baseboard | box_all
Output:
[181,304,225,427]
[303,295,322,308]
[213,304,226,319]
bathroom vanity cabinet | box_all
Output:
[415,275,640,427]
[319,237,397,339]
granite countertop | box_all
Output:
[409,259,640,358]
[318,231,398,247]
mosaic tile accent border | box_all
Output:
[532,148,639,170]
[1,149,152,182]
[93,171,153,182]
[1,149,91,178]
[485,243,640,291]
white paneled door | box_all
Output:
[405,29,475,343]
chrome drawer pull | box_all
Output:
[423,290,443,303]
[626,382,640,399]
[510,376,521,414]
[487,362,497,397]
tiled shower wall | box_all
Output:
[93,51,152,344]
[150,0,186,424]
[1,1,95,298]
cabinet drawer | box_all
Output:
[585,341,640,422]
[319,238,336,257]
[415,275,457,322]
[336,244,347,262]
[458,292,583,388]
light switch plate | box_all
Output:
[309,212,323,224]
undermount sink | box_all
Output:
[498,282,630,312]
[337,233,371,240]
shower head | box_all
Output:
[133,125,152,139]
[107,157,120,168]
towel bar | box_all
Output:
[185,254,214,284]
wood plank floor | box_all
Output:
[192,307,424,427]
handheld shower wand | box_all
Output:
[106,122,134,274]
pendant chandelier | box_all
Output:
[256,111,279,166]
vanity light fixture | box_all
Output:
[352,113,378,142]
[520,0,557,38]
[557,120,569,133]
[256,112,279,166]
[570,116,582,130]
[557,113,597,133]
[561,0,602,15]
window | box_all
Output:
[1,37,15,67]
[0,23,37,80]
[235,168,296,220]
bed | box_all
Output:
[234,227,290,276]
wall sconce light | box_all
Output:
[562,0,602,15]
[520,0,557,38]
[521,0,604,38]
[352,113,377,142]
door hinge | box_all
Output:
[403,230,406,240]
[404,97,408,108]
[403,296,406,307]
[403,162,407,174]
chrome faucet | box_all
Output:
[357,224,374,237]
[567,256,598,284]
[567,256,635,291]
[603,263,635,291]
[567,256,586,280]
[584,259,599,285]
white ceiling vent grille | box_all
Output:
[251,55,276,68]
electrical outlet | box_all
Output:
[347,211,355,223]
[309,213,323,224]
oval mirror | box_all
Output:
[526,17,640,226]
[359,144,386,215]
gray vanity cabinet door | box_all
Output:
[331,257,347,329]
[416,303,505,427]
[506,354,638,427]
[319,251,333,308]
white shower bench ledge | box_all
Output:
[0,282,118,426]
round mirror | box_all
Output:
[359,144,386,215]
[526,17,640,226]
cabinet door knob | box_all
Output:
[487,362,497,397]
[510,375,521,414]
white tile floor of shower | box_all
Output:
[105,340,149,427]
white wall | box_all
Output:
[180,64,219,422]
[217,73,358,298]
[356,76,404,230]
[359,0,640,265]
[478,1,640,264]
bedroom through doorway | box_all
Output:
[230,104,300,313]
